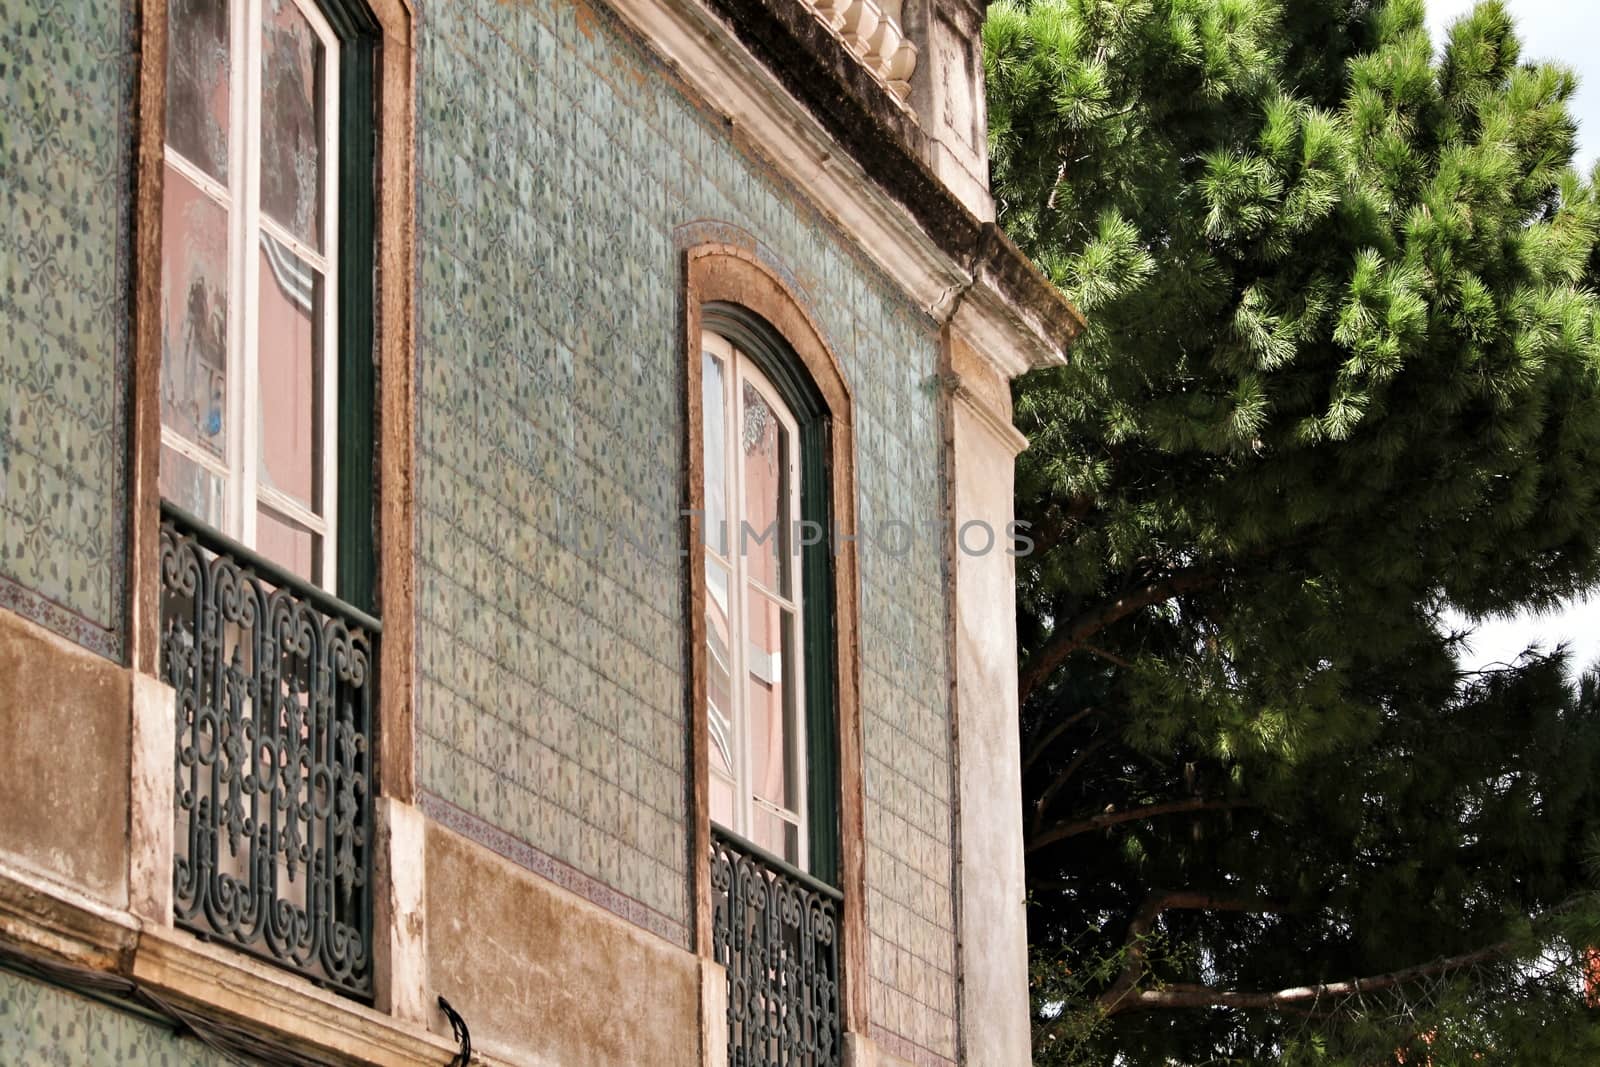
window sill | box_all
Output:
[0,857,472,1067]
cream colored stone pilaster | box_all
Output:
[128,672,175,927]
[946,333,1032,1067]
[700,958,729,1066]
[376,796,429,1023]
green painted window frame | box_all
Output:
[702,302,841,887]
[324,0,380,615]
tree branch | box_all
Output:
[1028,797,1258,853]
[1019,567,1219,703]
[1109,939,1515,1015]
[1082,645,1134,668]
[1021,494,1098,560]
[1022,705,1099,776]
[1030,735,1111,837]
[1097,891,1288,1015]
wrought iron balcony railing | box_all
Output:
[711,826,843,1067]
[158,502,376,998]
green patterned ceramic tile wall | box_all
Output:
[415,0,957,1053]
[0,969,233,1066]
[0,0,135,660]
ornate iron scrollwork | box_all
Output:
[711,827,842,1067]
[158,506,376,998]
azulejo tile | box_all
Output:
[414,0,956,1033]
[0,0,131,655]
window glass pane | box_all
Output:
[257,233,323,510]
[752,806,800,866]
[741,380,790,595]
[706,556,735,780]
[160,447,226,527]
[165,0,230,181]
[746,586,798,812]
[257,505,320,582]
[160,164,230,461]
[711,772,736,831]
[702,352,727,555]
[260,0,325,249]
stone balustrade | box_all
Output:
[809,0,918,104]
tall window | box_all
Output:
[160,0,350,588]
[700,307,842,882]
[703,329,811,867]
[154,0,382,997]
[698,300,849,1064]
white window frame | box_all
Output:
[703,330,810,868]
[160,0,341,589]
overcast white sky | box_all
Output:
[1426,0,1600,676]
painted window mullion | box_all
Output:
[238,0,265,549]
[162,429,233,480]
[166,151,232,211]
[256,214,328,274]
[258,485,329,536]
[222,0,250,541]
[730,350,751,843]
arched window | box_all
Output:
[685,242,866,1055]
[699,313,839,876]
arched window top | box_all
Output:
[702,302,828,425]
[683,241,853,428]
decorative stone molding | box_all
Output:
[939,330,1035,1066]
[615,0,1084,359]
[374,798,429,1024]
[810,0,918,104]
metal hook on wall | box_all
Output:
[437,995,472,1067]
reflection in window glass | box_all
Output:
[703,352,727,555]
[157,0,341,590]
[159,164,230,461]
[257,235,322,509]
[260,0,325,248]
[161,448,227,528]
[741,380,789,595]
[702,333,808,868]
[706,558,735,779]
[166,0,231,181]
[746,586,797,812]
[257,506,319,583]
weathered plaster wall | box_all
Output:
[0,608,130,905]
[0,0,136,660]
[0,967,233,1066]
[425,820,703,1065]
[412,0,960,1055]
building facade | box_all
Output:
[0,0,1081,1064]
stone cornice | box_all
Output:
[950,380,1030,456]
[602,0,1084,373]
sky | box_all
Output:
[1426,0,1600,675]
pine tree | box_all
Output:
[985,0,1600,1060]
